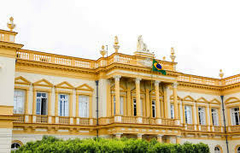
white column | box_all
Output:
[136,78,142,123]
[115,133,122,139]
[99,79,108,117]
[137,133,143,139]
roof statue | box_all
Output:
[137,35,148,52]
[7,17,16,31]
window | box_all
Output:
[133,99,142,116]
[79,95,89,117]
[214,147,220,153]
[238,147,240,153]
[198,107,206,125]
[231,107,240,125]
[58,94,69,116]
[11,143,21,151]
[152,100,156,118]
[14,90,25,114]
[185,105,192,124]
[211,108,219,126]
[170,104,174,119]
[36,92,48,115]
[113,96,124,115]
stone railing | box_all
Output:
[178,74,221,86]
[122,116,138,124]
[16,50,176,71]
[185,124,195,131]
[229,125,240,132]
[0,29,16,43]
[161,118,176,126]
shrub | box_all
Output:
[14,136,210,153]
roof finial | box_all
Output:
[170,47,176,62]
[100,45,107,57]
[7,17,16,31]
[113,36,120,53]
[219,69,224,78]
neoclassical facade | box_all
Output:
[1,18,240,153]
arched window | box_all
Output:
[11,142,21,151]
[237,146,240,153]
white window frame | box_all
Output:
[79,95,89,118]
[211,108,219,126]
[198,107,206,125]
[58,94,69,116]
[14,89,25,114]
[231,107,240,125]
[152,100,156,118]
[113,96,124,115]
[170,104,174,119]
[185,105,192,124]
[36,92,48,115]
[133,98,142,116]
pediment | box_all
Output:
[225,97,240,104]
[196,97,208,103]
[33,79,53,87]
[15,76,31,85]
[183,96,195,102]
[210,98,221,104]
[76,84,93,91]
[56,81,74,89]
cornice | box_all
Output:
[0,41,23,50]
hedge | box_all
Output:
[14,135,210,153]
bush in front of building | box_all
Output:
[14,135,210,153]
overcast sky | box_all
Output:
[1,0,240,78]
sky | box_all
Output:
[0,0,240,78]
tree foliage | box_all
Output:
[14,136,210,153]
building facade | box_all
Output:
[0,18,240,153]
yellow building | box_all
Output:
[1,17,240,153]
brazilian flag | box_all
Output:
[152,59,166,75]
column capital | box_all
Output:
[113,75,121,81]
[137,133,143,138]
[172,82,178,88]
[155,80,161,86]
[157,134,164,138]
[135,77,141,84]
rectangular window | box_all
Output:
[170,104,174,119]
[58,94,69,116]
[113,96,124,115]
[133,98,142,116]
[198,107,206,125]
[79,95,89,117]
[36,92,47,115]
[152,100,156,118]
[14,89,25,114]
[231,107,240,125]
[184,105,192,124]
[211,108,219,126]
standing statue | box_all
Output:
[137,35,148,51]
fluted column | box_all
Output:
[136,78,141,117]
[157,134,163,143]
[155,81,161,118]
[164,86,169,118]
[173,83,178,119]
[114,75,121,115]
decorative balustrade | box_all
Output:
[178,74,221,86]
[35,115,48,123]
[98,117,114,125]
[0,30,16,42]
[59,116,70,124]
[213,126,222,132]
[186,124,195,131]
[122,116,138,124]
[16,50,175,71]
[161,118,175,126]
[200,125,208,131]
[230,125,240,132]
[13,114,25,123]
